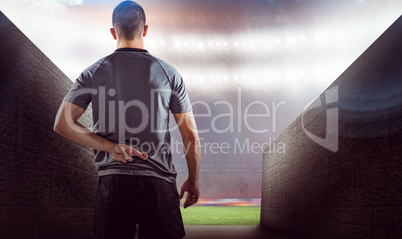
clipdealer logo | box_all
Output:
[302,86,339,152]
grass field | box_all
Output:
[180,206,261,226]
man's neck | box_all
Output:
[116,38,144,49]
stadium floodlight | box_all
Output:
[45,0,83,6]
[68,0,83,5]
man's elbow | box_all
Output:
[53,121,65,135]
[53,122,61,134]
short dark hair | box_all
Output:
[112,1,146,41]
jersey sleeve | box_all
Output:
[169,73,192,114]
[63,72,92,111]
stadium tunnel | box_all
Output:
[1,9,402,239]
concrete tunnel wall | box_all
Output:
[0,12,97,239]
[260,15,402,238]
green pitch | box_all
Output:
[180,206,260,225]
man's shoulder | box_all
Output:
[146,53,180,79]
[81,55,110,77]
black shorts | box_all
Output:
[94,175,185,239]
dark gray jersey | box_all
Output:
[64,48,192,183]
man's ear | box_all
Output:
[110,28,117,40]
[143,25,148,37]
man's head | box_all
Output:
[111,1,147,41]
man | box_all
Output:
[53,1,201,238]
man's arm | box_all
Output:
[174,112,201,209]
[54,101,148,163]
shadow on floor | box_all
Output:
[184,225,301,239]
[132,225,300,239]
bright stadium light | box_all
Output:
[2,0,402,93]
[39,0,83,6]
[67,0,83,6]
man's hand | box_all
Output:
[180,179,200,209]
[174,112,201,209]
[107,142,148,163]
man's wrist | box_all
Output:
[106,141,115,153]
[187,176,199,184]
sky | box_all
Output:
[1,0,401,197]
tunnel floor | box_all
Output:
[131,225,299,239]
[184,225,299,239]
